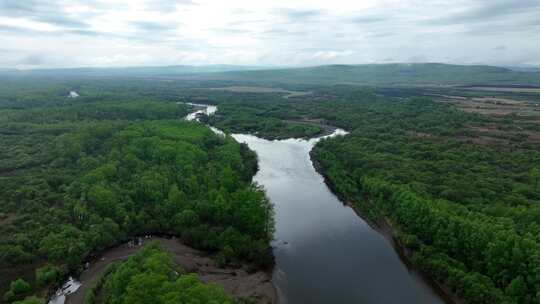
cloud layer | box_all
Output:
[0,0,539,68]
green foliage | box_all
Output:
[35,265,61,287]
[101,243,233,304]
[308,97,540,303]
[0,92,273,295]
[210,88,540,303]
[4,279,31,302]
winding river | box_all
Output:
[51,104,444,304]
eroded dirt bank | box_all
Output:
[65,237,277,304]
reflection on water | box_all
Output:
[233,131,444,304]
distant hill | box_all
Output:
[2,63,540,86]
[1,65,269,78]
[184,63,540,86]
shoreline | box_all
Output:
[309,151,462,304]
[63,236,277,304]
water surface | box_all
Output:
[232,132,444,304]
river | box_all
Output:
[231,133,444,303]
[51,104,444,304]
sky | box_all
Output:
[0,0,539,69]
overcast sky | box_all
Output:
[1,0,539,69]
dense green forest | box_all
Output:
[0,86,273,302]
[86,243,234,304]
[207,90,540,303]
[204,101,323,139]
[1,72,540,303]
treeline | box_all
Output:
[0,97,273,302]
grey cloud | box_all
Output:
[0,0,90,29]
[131,21,178,32]
[212,28,251,35]
[426,0,540,25]
[493,45,507,51]
[0,24,109,39]
[0,24,41,35]
[37,15,90,29]
[19,54,45,66]
[0,0,37,13]
[350,15,387,24]
[276,8,324,20]
[143,0,194,12]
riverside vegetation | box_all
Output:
[206,89,540,304]
[85,243,235,304]
[1,64,540,303]
[0,87,273,303]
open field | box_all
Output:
[435,94,540,116]
[432,93,540,146]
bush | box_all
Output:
[36,265,60,286]
[4,279,31,302]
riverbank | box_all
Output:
[309,152,461,304]
[64,236,277,304]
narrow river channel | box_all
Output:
[231,133,444,304]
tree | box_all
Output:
[4,279,31,302]
[506,276,527,300]
[36,265,60,287]
[531,168,540,191]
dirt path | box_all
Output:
[65,237,277,304]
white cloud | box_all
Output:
[0,0,538,68]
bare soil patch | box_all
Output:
[65,237,276,304]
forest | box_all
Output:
[1,72,540,303]
[0,84,273,303]
[206,89,540,304]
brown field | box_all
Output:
[436,95,540,116]
[431,94,540,146]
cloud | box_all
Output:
[350,14,387,24]
[276,8,324,20]
[19,54,45,66]
[0,0,91,29]
[0,0,538,68]
[426,0,540,25]
[143,0,194,12]
[311,50,354,61]
[131,21,178,32]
